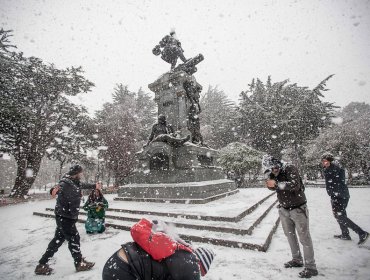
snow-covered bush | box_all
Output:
[218,142,263,187]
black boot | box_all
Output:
[35,264,53,275]
[299,268,318,278]
[284,260,304,268]
[358,232,369,245]
[75,258,95,272]
[334,234,351,240]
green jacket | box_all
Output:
[83,197,109,219]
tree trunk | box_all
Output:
[10,154,43,198]
[360,160,369,180]
[347,168,353,184]
[58,157,66,180]
[292,144,302,173]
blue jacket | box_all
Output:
[323,163,350,199]
[54,176,96,219]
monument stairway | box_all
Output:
[33,192,281,252]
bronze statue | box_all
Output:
[184,80,202,113]
[153,31,204,74]
[145,115,190,147]
[153,31,187,69]
[187,104,204,145]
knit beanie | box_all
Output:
[67,164,83,176]
[321,152,334,162]
[262,155,283,173]
[194,247,215,276]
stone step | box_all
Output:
[46,192,274,224]
[33,210,280,252]
[115,187,238,204]
[110,192,275,222]
[44,195,277,235]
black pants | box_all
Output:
[39,215,82,266]
[331,197,365,237]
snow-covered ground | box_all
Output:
[0,188,369,280]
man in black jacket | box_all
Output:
[35,164,102,275]
[321,152,369,245]
[263,156,318,278]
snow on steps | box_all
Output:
[108,192,275,222]
[43,194,277,235]
[33,193,280,252]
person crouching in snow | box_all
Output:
[102,218,215,280]
[35,164,102,275]
[83,189,109,234]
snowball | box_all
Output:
[26,169,33,178]
[331,117,343,125]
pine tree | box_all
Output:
[218,142,263,187]
[95,85,153,186]
[200,86,239,149]
[238,76,337,167]
[0,31,94,197]
[305,102,370,181]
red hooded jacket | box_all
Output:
[130,218,193,261]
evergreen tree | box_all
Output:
[200,86,239,149]
[95,85,155,186]
[238,75,337,168]
[305,102,370,181]
[218,142,263,187]
[135,88,157,142]
[0,31,94,197]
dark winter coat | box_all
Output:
[268,164,307,209]
[148,122,174,142]
[83,197,109,219]
[122,242,199,280]
[323,163,350,199]
[54,176,96,219]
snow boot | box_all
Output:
[35,264,53,275]
[358,232,369,245]
[334,234,351,240]
[75,258,95,272]
[284,260,304,268]
[298,268,318,278]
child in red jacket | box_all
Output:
[102,218,215,280]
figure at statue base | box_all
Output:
[145,114,190,148]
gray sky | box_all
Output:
[1,0,370,113]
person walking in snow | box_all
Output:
[321,152,369,245]
[263,155,318,278]
[83,189,109,234]
[35,164,102,275]
[102,218,215,280]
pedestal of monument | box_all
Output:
[116,70,238,203]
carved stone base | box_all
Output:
[117,179,238,204]
[117,142,238,203]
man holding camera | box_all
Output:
[35,164,102,275]
[263,156,318,278]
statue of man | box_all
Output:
[187,104,204,146]
[153,31,188,69]
[145,115,190,147]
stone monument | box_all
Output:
[116,32,238,203]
